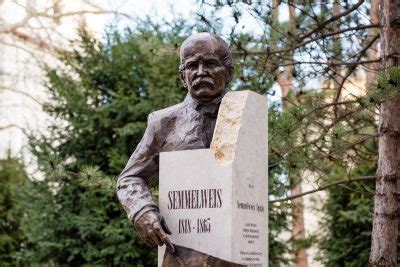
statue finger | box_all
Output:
[160,217,172,235]
[140,232,156,247]
[153,226,169,247]
[151,235,164,247]
[159,233,175,253]
[137,230,146,242]
[156,217,174,252]
[149,230,163,246]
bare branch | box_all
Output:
[232,23,378,56]
[0,124,23,131]
[300,0,365,40]
[0,86,43,105]
[277,59,382,67]
[0,4,131,35]
[333,34,380,103]
[269,175,377,203]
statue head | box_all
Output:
[179,32,234,102]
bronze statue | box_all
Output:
[116,32,242,266]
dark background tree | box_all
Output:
[320,163,375,266]
[23,26,186,265]
[0,153,27,266]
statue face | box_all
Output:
[181,35,228,102]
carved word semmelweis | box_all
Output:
[167,189,223,210]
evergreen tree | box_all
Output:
[23,26,187,266]
[0,154,27,266]
[320,164,375,266]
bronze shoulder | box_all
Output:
[150,102,186,120]
[147,102,186,130]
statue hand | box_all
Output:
[135,210,174,252]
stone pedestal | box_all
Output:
[158,90,268,266]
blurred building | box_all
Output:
[0,0,107,175]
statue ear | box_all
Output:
[180,71,188,88]
[225,68,234,86]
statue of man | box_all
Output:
[116,32,236,264]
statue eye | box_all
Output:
[185,62,197,70]
[206,60,220,68]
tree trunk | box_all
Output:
[369,0,400,265]
[291,183,308,267]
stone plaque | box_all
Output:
[158,90,268,266]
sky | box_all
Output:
[93,0,200,29]
[92,0,290,37]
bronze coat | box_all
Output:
[116,90,228,224]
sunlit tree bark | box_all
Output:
[369,0,400,265]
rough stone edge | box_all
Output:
[210,91,249,164]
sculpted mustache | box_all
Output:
[192,78,214,87]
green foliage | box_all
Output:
[266,81,397,264]
[370,67,400,103]
[17,166,155,266]
[23,26,187,266]
[319,68,400,266]
[0,154,28,266]
[41,28,185,174]
[319,164,375,266]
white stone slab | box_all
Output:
[158,90,268,266]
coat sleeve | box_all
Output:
[116,112,160,224]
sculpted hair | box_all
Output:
[179,33,234,87]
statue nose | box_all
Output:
[197,63,206,75]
